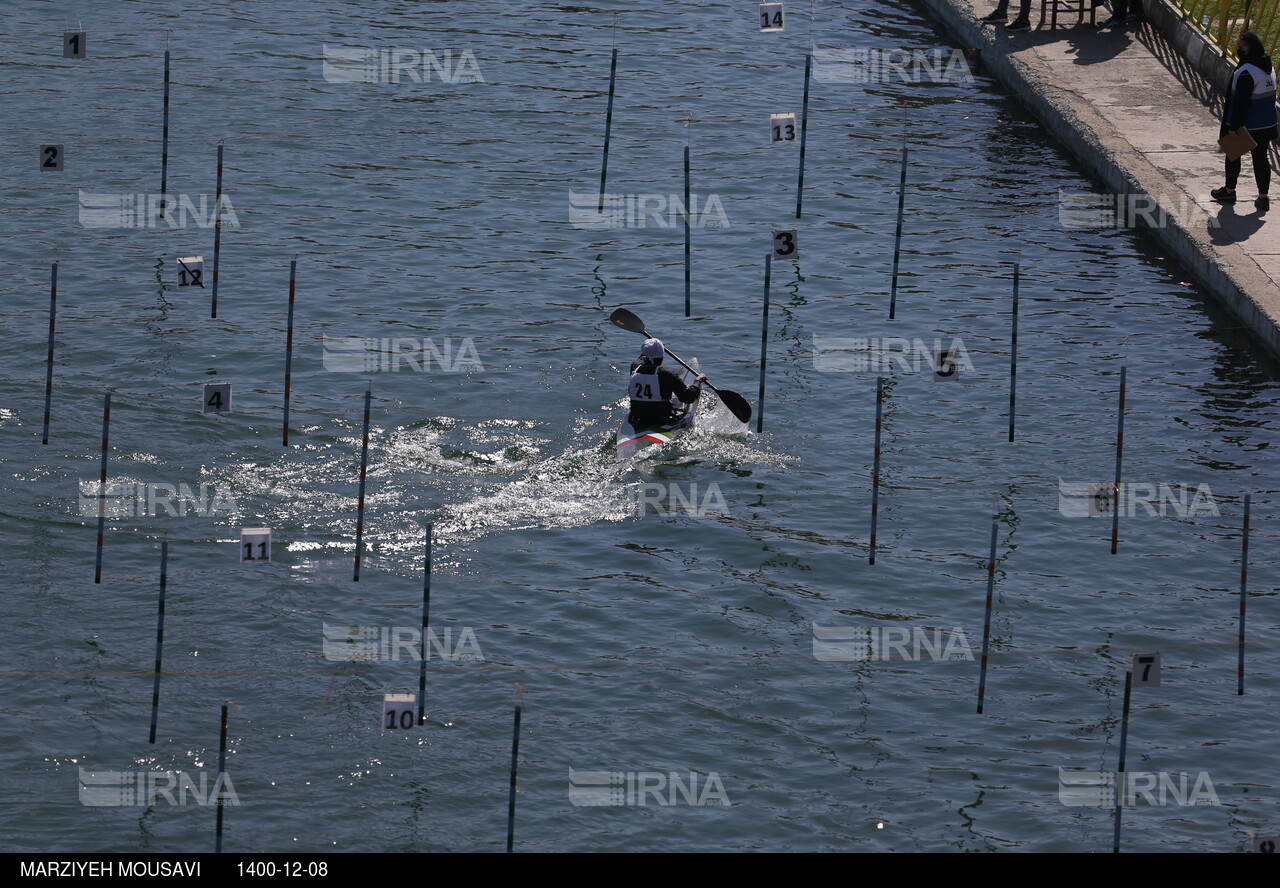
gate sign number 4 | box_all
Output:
[178,257,205,288]
[1133,652,1161,687]
[240,527,271,563]
[760,3,785,31]
[203,383,231,415]
[383,694,417,731]
[772,229,798,260]
[771,113,798,144]
[63,31,86,59]
[41,145,64,171]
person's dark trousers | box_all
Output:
[989,0,1032,19]
[1223,125,1277,196]
[1093,0,1131,18]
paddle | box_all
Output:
[609,308,753,424]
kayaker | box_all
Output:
[628,338,707,429]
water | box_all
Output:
[1,0,1277,853]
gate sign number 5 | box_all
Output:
[203,383,232,415]
[771,113,798,145]
[772,229,798,260]
[63,31,86,59]
[41,145,64,171]
[383,694,417,731]
[760,3,785,31]
[240,527,271,563]
[1133,652,1161,687]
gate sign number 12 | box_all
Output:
[240,527,271,563]
[760,3,785,31]
[771,113,798,144]
[1133,652,1161,687]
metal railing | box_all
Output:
[1174,0,1280,61]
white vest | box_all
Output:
[629,365,664,402]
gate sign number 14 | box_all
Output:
[771,113,798,144]
[1133,652,1161,687]
[240,528,271,563]
[760,3,785,31]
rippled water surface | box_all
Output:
[1,0,1278,853]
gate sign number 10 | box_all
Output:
[240,527,271,563]
[63,31,86,59]
[1133,652,1161,687]
[771,113,798,144]
[383,694,417,730]
[760,3,785,31]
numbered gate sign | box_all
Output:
[203,383,232,415]
[760,2,785,31]
[240,527,271,563]
[771,229,798,260]
[63,31,87,59]
[383,694,417,731]
[40,145,64,171]
[177,257,205,288]
[933,349,959,382]
[770,112,799,145]
[1254,835,1280,853]
[1132,652,1161,687]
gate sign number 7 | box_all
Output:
[1133,652,1161,687]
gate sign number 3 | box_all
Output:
[1133,652,1161,687]
[383,694,417,730]
[203,383,231,415]
[240,527,271,563]
[41,145,64,171]
[771,113,798,144]
[772,229,798,260]
[63,31,86,59]
[760,3,785,31]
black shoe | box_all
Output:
[1211,187,1237,203]
[1006,18,1032,30]
[1125,12,1146,21]
[1256,195,1269,211]
[981,10,1007,22]
[1095,16,1126,28]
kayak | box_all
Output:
[615,358,700,460]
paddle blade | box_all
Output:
[715,388,753,425]
[609,308,647,335]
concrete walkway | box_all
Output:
[920,0,1280,357]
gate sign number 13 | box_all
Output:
[760,3,785,31]
[1133,652,1161,687]
[771,113,798,144]
[240,527,271,563]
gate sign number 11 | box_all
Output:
[760,3,785,31]
[240,527,271,563]
[1133,652,1161,687]
[771,113,798,144]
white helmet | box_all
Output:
[641,338,664,360]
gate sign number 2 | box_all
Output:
[771,113,798,144]
[772,229,798,260]
[203,383,231,415]
[41,145,64,171]
[240,527,271,563]
[383,694,417,731]
[760,3,785,31]
[177,257,205,288]
[63,31,86,59]
[1133,652,1161,687]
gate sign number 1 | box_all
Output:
[760,3,785,31]
[63,31,86,59]
[203,383,232,415]
[771,113,798,145]
[177,257,205,288]
[40,145,64,171]
[772,229,798,260]
[1133,652,1161,687]
[240,527,271,563]
[383,694,417,730]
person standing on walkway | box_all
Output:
[980,1,1032,32]
[1093,0,1142,30]
[1212,31,1278,210]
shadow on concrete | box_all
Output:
[986,21,1132,65]
[1209,202,1267,244]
